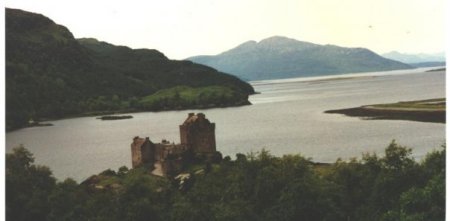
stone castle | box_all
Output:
[131,113,222,176]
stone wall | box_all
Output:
[131,137,155,168]
[180,113,216,153]
[131,113,220,176]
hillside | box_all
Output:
[188,36,413,81]
[5,8,254,131]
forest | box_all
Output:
[6,141,445,221]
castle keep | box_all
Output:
[131,113,221,176]
[180,113,216,153]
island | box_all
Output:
[96,115,133,120]
[325,98,445,123]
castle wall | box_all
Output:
[141,141,154,165]
[180,124,189,146]
[190,124,216,153]
[154,144,166,161]
[131,137,155,168]
[161,158,184,177]
[131,144,142,168]
[180,113,216,153]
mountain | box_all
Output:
[382,51,446,68]
[187,36,413,81]
[382,51,445,64]
[5,8,254,131]
[407,62,446,68]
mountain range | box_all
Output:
[5,8,254,130]
[381,51,446,68]
[187,36,413,81]
[381,51,445,63]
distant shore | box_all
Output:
[7,101,252,132]
[250,66,443,86]
[426,67,446,72]
[325,98,446,123]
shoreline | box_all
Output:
[325,98,446,123]
[7,101,252,132]
[250,66,444,85]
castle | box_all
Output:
[131,113,222,176]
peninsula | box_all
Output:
[325,98,445,123]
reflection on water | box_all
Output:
[6,70,446,182]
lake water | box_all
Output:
[6,68,446,182]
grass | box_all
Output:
[373,98,445,110]
[325,98,446,123]
[138,85,245,110]
[140,86,235,103]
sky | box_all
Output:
[3,0,447,60]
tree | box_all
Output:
[47,178,88,221]
[382,140,414,170]
[6,145,57,221]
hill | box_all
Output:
[187,36,413,81]
[5,8,254,131]
[382,51,445,64]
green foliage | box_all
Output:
[6,142,445,221]
[381,146,446,221]
[5,8,254,131]
[382,140,415,170]
[47,178,89,221]
[138,85,248,110]
[375,98,446,110]
[6,145,57,221]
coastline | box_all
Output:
[250,66,443,86]
[325,98,446,123]
[7,101,252,132]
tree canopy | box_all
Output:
[6,141,445,221]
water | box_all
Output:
[6,69,446,182]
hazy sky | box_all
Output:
[4,0,447,59]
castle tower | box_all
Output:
[131,136,155,168]
[179,113,216,153]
